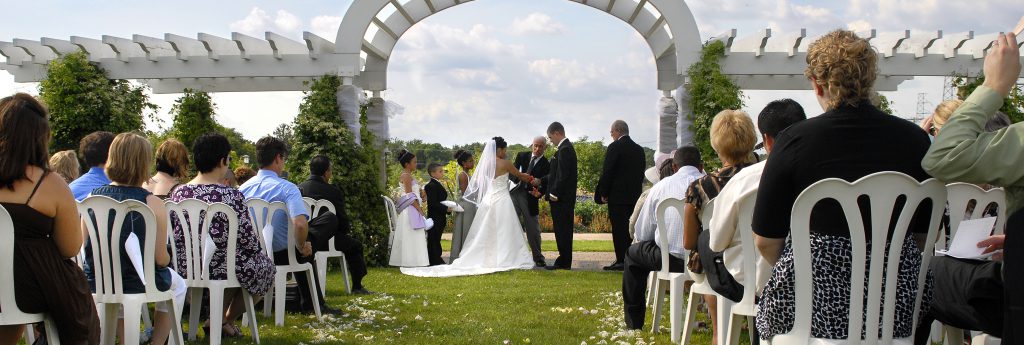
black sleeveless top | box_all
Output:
[6,171,100,344]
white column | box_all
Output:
[336,76,363,144]
[675,85,694,147]
[657,90,679,155]
[364,93,389,146]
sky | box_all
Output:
[1,0,1021,148]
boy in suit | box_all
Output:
[424,163,452,265]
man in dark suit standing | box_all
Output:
[423,163,451,266]
[595,120,647,271]
[510,136,551,267]
[533,122,578,270]
[298,155,372,294]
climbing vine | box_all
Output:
[685,40,744,169]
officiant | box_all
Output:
[510,136,551,267]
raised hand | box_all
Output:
[981,32,1020,98]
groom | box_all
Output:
[533,122,578,270]
[510,136,550,267]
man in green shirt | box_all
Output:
[921,32,1020,344]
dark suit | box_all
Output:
[298,175,368,291]
[423,178,449,265]
[510,151,550,264]
[541,138,578,268]
[595,135,647,264]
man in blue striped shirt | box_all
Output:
[69,131,114,201]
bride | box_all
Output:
[402,137,537,277]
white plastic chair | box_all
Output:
[303,197,352,295]
[763,172,945,345]
[939,183,1005,345]
[78,195,185,345]
[0,204,62,345]
[166,199,260,344]
[647,197,690,343]
[681,199,721,345]
[717,190,760,345]
[382,196,397,250]
[244,198,322,327]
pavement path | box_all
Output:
[441,232,618,271]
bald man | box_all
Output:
[510,136,551,267]
[596,120,646,271]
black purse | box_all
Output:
[697,230,744,303]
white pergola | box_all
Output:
[1,0,1021,153]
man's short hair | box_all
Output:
[674,146,702,169]
[79,131,115,167]
[255,136,289,168]
[547,122,565,135]
[427,162,443,174]
[757,99,807,137]
[612,120,629,135]
[309,155,331,176]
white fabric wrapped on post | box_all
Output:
[337,84,364,143]
[675,86,694,147]
[658,95,679,155]
[365,97,389,144]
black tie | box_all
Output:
[528,156,538,173]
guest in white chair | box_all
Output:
[621,146,704,330]
[752,30,935,340]
[0,94,100,344]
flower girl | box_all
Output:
[389,149,431,267]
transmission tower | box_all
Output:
[913,93,934,124]
[943,76,958,100]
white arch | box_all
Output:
[334,0,702,91]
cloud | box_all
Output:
[446,69,506,90]
[230,7,304,37]
[310,15,342,40]
[511,13,567,36]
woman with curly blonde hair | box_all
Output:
[48,150,80,183]
[751,30,934,340]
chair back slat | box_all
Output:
[734,190,760,306]
[302,197,337,218]
[167,199,242,284]
[245,199,294,263]
[79,195,162,297]
[785,172,945,344]
[655,198,686,275]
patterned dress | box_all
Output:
[169,184,275,295]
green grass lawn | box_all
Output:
[441,239,614,252]
[206,268,743,345]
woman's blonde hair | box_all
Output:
[805,30,878,110]
[105,133,152,186]
[155,139,190,180]
[710,109,758,165]
[48,150,80,183]
[931,99,964,131]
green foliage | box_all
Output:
[287,75,389,266]
[168,89,217,149]
[686,40,745,169]
[951,74,1024,123]
[272,123,294,149]
[572,137,607,194]
[40,51,157,152]
[218,126,256,170]
[877,94,895,115]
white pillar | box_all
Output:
[365,95,389,146]
[336,79,364,144]
[675,85,694,147]
[657,90,679,155]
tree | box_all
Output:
[287,76,390,266]
[573,137,607,194]
[218,125,256,169]
[40,51,156,152]
[951,74,1024,123]
[686,40,745,169]
[272,123,294,149]
[168,89,217,149]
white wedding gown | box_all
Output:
[401,173,535,277]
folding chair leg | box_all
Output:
[650,279,665,332]
[188,288,203,341]
[121,302,142,345]
[263,284,274,317]
[645,273,657,308]
[242,291,260,344]
[42,318,61,345]
[274,275,287,326]
[101,303,119,345]
[315,255,328,297]
[208,288,224,345]
[341,255,352,294]
[945,326,965,345]
[681,290,700,345]
[166,300,185,345]
[306,268,323,321]
[669,280,683,343]
[24,326,35,344]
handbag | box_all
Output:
[697,230,743,302]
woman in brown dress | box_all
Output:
[0,93,100,344]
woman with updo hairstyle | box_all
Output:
[388,149,430,267]
[751,30,935,340]
[449,148,477,260]
[48,150,80,183]
[144,139,190,199]
[0,93,100,344]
